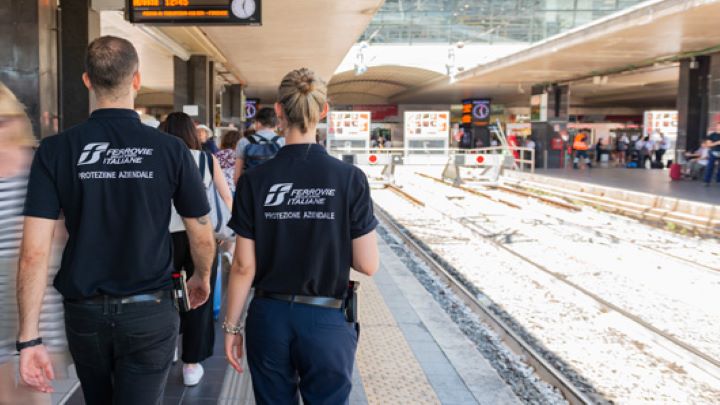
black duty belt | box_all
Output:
[66,290,169,305]
[255,290,343,309]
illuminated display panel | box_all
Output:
[126,0,262,25]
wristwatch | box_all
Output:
[222,319,244,335]
[16,337,43,352]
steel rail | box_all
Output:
[375,206,595,405]
[501,182,720,274]
[415,172,521,209]
[379,186,720,379]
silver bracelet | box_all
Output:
[222,319,245,335]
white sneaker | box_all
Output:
[183,363,204,386]
[222,251,233,268]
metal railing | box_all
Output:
[326,146,535,172]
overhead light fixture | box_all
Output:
[446,46,457,80]
[354,42,369,76]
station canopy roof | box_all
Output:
[327,0,720,108]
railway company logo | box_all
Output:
[77,142,110,166]
[264,183,294,207]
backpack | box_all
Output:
[243,135,282,170]
[198,152,233,241]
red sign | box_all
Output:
[550,136,564,151]
[352,105,398,122]
[476,155,485,164]
[369,154,378,164]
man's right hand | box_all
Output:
[19,345,55,393]
[186,275,211,309]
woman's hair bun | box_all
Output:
[278,68,327,133]
[296,72,314,95]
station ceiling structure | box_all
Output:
[102,0,720,110]
[330,0,720,109]
[99,0,384,104]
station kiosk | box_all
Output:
[404,111,450,164]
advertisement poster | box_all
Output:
[643,110,678,139]
[404,111,450,138]
[328,111,371,138]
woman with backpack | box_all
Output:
[233,107,284,183]
[161,112,232,386]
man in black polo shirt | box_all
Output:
[16,36,215,404]
[703,122,720,185]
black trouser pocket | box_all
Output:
[65,320,103,368]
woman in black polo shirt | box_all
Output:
[223,68,379,405]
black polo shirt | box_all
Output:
[709,132,720,152]
[228,143,377,299]
[23,109,210,299]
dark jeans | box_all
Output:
[246,297,358,405]
[171,231,218,363]
[64,296,179,405]
[655,149,666,164]
[704,151,720,183]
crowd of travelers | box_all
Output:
[1,35,379,405]
[567,128,720,185]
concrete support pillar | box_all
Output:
[174,55,215,127]
[221,84,244,126]
[531,84,569,169]
[0,0,59,138]
[59,0,100,130]
[677,56,710,159]
[547,84,570,121]
[707,53,720,134]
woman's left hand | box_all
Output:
[225,333,244,373]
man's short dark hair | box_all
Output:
[256,107,278,128]
[85,36,139,94]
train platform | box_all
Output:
[516,167,720,206]
[61,229,517,405]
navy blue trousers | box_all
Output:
[246,297,358,405]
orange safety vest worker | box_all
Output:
[573,134,589,151]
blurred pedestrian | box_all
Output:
[655,132,670,166]
[234,107,283,183]
[217,130,242,193]
[616,133,629,166]
[163,112,232,387]
[703,122,720,186]
[573,132,591,169]
[197,124,219,154]
[0,82,51,405]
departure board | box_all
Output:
[126,0,262,25]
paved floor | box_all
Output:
[61,233,516,405]
[532,167,720,205]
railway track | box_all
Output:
[380,184,720,383]
[374,205,595,405]
[502,178,720,237]
[495,180,720,275]
[422,173,720,275]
